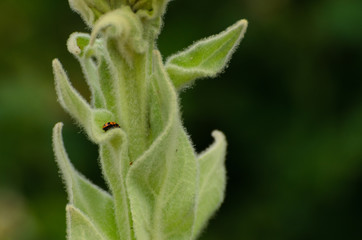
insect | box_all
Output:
[102,122,120,132]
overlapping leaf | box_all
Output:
[67,205,107,240]
[193,131,227,239]
[126,51,198,240]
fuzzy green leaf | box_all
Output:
[193,131,227,239]
[126,51,198,240]
[67,33,107,109]
[67,32,123,119]
[67,205,107,240]
[53,59,118,143]
[53,59,93,130]
[53,123,119,240]
[165,19,248,90]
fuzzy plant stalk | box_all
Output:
[52,0,247,239]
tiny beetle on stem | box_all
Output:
[102,122,120,132]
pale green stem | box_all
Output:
[106,39,154,162]
[100,136,134,240]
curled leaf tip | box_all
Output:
[211,130,226,141]
[52,58,60,68]
[55,122,64,129]
[238,19,248,26]
[67,32,91,56]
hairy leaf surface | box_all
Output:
[166,20,248,90]
[53,123,118,240]
[126,51,198,240]
[193,131,227,239]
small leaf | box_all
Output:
[66,205,107,240]
[67,33,107,109]
[126,51,198,240]
[53,123,119,240]
[68,0,112,27]
[135,0,170,21]
[165,19,248,90]
[67,33,123,119]
[193,131,227,239]
[53,59,118,143]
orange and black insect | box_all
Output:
[102,122,120,132]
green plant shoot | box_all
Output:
[52,0,247,239]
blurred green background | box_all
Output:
[1,0,362,239]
